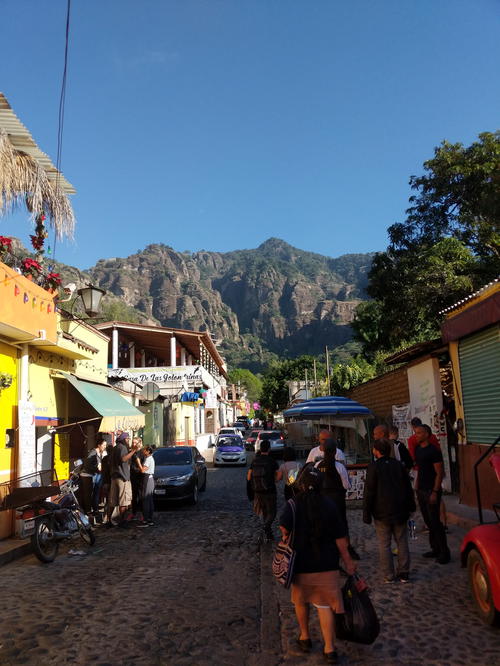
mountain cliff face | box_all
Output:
[86,238,373,370]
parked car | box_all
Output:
[460,449,500,626]
[218,427,243,439]
[245,429,262,451]
[233,422,247,433]
[153,446,207,505]
[213,435,247,467]
[255,430,285,457]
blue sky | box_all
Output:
[1,0,499,270]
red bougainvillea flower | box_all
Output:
[0,236,13,249]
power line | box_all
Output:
[53,0,72,263]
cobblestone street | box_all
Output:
[1,464,499,665]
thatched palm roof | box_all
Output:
[0,93,75,239]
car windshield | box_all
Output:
[217,438,242,447]
[260,432,281,440]
[154,448,192,465]
[219,429,234,434]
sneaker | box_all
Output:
[136,521,150,528]
[147,521,155,527]
[399,574,410,583]
[323,650,338,664]
[383,576,396,584]
[422,551,438,558]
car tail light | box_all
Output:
[21,509,35,519]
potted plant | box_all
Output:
[43,272,62,293]
[21,257,42,281]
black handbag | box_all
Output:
[272,499,296,588]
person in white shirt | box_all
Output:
[306,430,347,464]
[138,446,155,527]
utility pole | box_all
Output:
[325,346,331,396]
[313,359,318,396]
[305,368,309,399]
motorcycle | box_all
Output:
[14,462,95,563]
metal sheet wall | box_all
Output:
[459,325,500,444]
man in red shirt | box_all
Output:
[407,418,440,463]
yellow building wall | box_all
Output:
[0,342,18,538]
[172,403,196,445]
[0,261,57,343]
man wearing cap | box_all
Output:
[109,432,139,528]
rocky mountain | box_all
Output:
[84,238,373,371]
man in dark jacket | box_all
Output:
[363,438,416,583]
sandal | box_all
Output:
[323,650,338,664]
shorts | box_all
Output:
[109,478,132,508]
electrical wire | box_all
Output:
[53,0,72,264]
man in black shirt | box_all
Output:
[415,426,450,564]
[247,440,279,541]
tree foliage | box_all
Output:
[227,368,262,403]
[353,131,500,359]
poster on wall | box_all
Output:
[18,400,36,478]
[392,403,412,444]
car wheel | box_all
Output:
[189,482,199,505]
[467,548,500,626]
[199,471,207,492]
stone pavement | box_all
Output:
[0,466,499,665]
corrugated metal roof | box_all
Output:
[0,92,75,195]
[439,278,499,316]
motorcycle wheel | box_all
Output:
[75,511,96,546]
[31,516,59,563]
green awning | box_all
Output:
[64,374,145,432]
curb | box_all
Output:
[0,540,32,567]
[258,540,283,666]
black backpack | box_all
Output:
[252,456,275,494]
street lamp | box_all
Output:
[77,285,106,317]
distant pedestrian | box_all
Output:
[363,438,416,583]
[414,425,450,563]
[407,418,440,462]
[130,437,145,519]
[315,439,360,560]
[109,433,139,528]
[306,430,347,464]
[276,447,302,500]
[388,426,414,471]
[80,436,107,520]
[279,466,356,664]
[247,440,279,541]
[137,446,155,527]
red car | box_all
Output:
[460,453,500,626]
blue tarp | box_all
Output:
[283,396,371,418]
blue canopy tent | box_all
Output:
[283,396,372,461]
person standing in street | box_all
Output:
[276,447,302,500]
[130,437,145,520]
[137,446,155,527]
[315,440,360,561]
[363,438,416,583]
[407,417,440,462]
[80,436,107,521]
[109,432,138,529]
[388,426,414,471]
[414,425,450,564]
[306,430,347,465]
[279,466,356,664]
[247,440,279,541]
